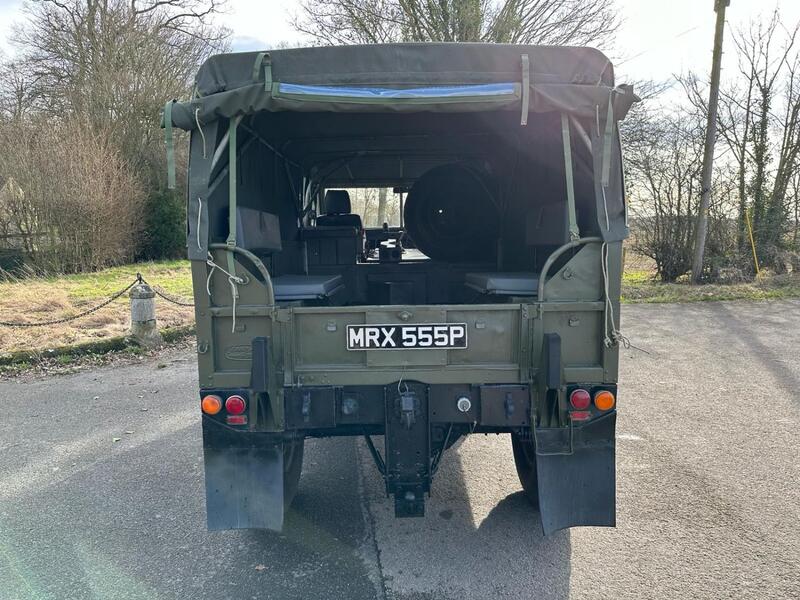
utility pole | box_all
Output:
[691,0,730,284]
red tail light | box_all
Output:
[569,389,591,410]
[225,394,246,415]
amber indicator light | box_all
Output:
[594,390,616,411]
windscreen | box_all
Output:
[333,188,403,228]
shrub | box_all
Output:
[138,189,186,260]
[0,117,145,273]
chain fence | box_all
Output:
[139,276,196,307]
[0,273,194,328]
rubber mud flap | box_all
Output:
[535,412,616,535]
[204,445,285,531]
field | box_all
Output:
[1,254,799,357]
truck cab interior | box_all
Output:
[206,109,604,307]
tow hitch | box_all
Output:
[384,381,430,517]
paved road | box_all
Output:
[1,301,799,599]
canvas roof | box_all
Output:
[167,43,637,130]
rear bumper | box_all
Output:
[199,382,533,448]
[281,382,531,434]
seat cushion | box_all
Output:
[465,272,539,296]
[316,213,363,229]
[272,274,345,301]
[234,207,282,251]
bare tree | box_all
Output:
[0,0,229,272]
[0,60,43,122]
[377,187,388,225]
[293,0,620,48]
[682,10,800,271]
[0,116,146,272]
[9,0,227,179]
[624,107,704,281]
[621,84,738,282]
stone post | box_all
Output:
[129,283,162,347]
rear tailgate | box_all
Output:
[286,304,526,386]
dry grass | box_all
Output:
[0,260,194,353]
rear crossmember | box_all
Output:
[286,381,532,518]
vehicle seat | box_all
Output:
[317,190,363,230]
[272,274,345,302]
[465,272,540,296]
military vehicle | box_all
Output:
[163,43,637,534]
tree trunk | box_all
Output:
[377,187,388,225]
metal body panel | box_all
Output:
[191,236,623,532]
[289,303,523,385]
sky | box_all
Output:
[1,0,799,88]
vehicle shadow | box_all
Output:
[472,493,572,599]
[706,301,800,401]
[225,433,572,599]
[360,434,572,600]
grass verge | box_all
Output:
[622,270,800,303]
[0,325,195,375]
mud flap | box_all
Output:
[204,445,285,531]
[203,435,304,532]
[535,411,616,535]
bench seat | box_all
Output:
[272,274,345,301]
[464,272,539,296]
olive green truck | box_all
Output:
[163,43,637,534]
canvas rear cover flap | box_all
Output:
[169,43,637,129]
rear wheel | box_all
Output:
[511,434,540,509]
[283,437,304,508]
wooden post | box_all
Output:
[691,0,730,284]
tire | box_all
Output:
[511,433,540,509]
[283,437,304,508]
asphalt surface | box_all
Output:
[1,300,799,599]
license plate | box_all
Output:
[346,323,468,350]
